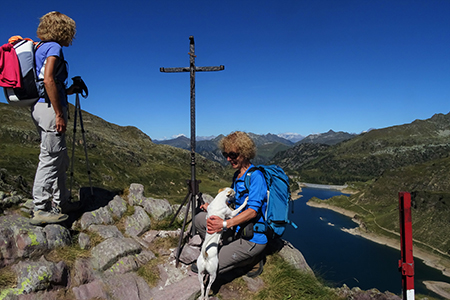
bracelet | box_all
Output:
[223,220,227,232]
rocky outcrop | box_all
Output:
[0,214,71,268]
[0,183,185,299]
[334,285,401,300]
[0,183,387,300]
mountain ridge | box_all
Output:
[271,112,450,184]
[154,130,356,165]
[0,103,231,201]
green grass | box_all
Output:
[253,255,342,300]
[44,239,91,268]
[0,266,16,291]
[137,259,160,287]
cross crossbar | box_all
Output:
[160,66,224,72]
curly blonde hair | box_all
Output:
[37,11,76,46]
[219,131,256,160]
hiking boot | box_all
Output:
[30,207,68,225]
[246,260,263,278]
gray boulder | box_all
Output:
[135,249,156,266]
[90,237,142,271]
[201,193,214,204]
[107,195,127,218]
[125,206,151,236]
[72,258,99,287]
[335,284,402,300]
[178,234,202,264]
[0,215,73,267]
[88,224,123,239]
[44,224,71,249]
[104,273,153,300]
[128,183,173,221]
[1,194,23,210]
[14,226,48,259]
[79,206,114,230]
[12,257,68,294]
[128,183,145,206]
[104,255,139,276]
[150,261,199,300]
[78,232,91,250]
[141,197,173,221]
[278,240,314,276]
[72,279,109,300]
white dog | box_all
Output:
[196,187,248,300]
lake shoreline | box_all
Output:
[307,200,450,299]
[306,200,450,276]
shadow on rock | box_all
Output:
[64,186,118,226]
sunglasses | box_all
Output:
[222,151,240,159]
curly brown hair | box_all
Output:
[219,131,256,160]
[37,11,76,46]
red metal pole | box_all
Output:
[399,192,414,300]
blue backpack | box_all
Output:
[244,165,298,238]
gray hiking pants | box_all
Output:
[194,211,266,274]
[31,102,69,210]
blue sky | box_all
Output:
[2,0,449,140]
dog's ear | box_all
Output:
[226,188,235,197]
[218,188,226,194]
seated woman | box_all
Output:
[193,131,267,276]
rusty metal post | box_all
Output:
[399,192,414,300]
[188,36,197,237]
[161,36,224,267]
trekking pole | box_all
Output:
[68,96,78,199]
[68,77,93,197]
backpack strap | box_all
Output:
[242,166,269,234]
[242,166,259,196]
[36,42,69,105]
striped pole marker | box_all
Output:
[399,192,414,300]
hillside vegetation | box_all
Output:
[0,103,231,202]
[272,112,450,260]
[272,113,450,184]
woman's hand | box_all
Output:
[200,202,209,212]
[55,114,66,133]
[206,208,257,234]
[207,215,224,234]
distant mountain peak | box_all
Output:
[277,132,304,143]
[297,130,357,145]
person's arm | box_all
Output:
[207,208,257,233]
[43,55,66,133]
[207,171,265,233]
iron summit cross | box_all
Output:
[160,35,224,156]
[160,36,224,246]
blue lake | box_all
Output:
[282,187,450,298]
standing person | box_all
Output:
[30,11,78,225]
[193,131,267,276]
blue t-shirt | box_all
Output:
[232,164,268,244]
[35,42,68,106]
